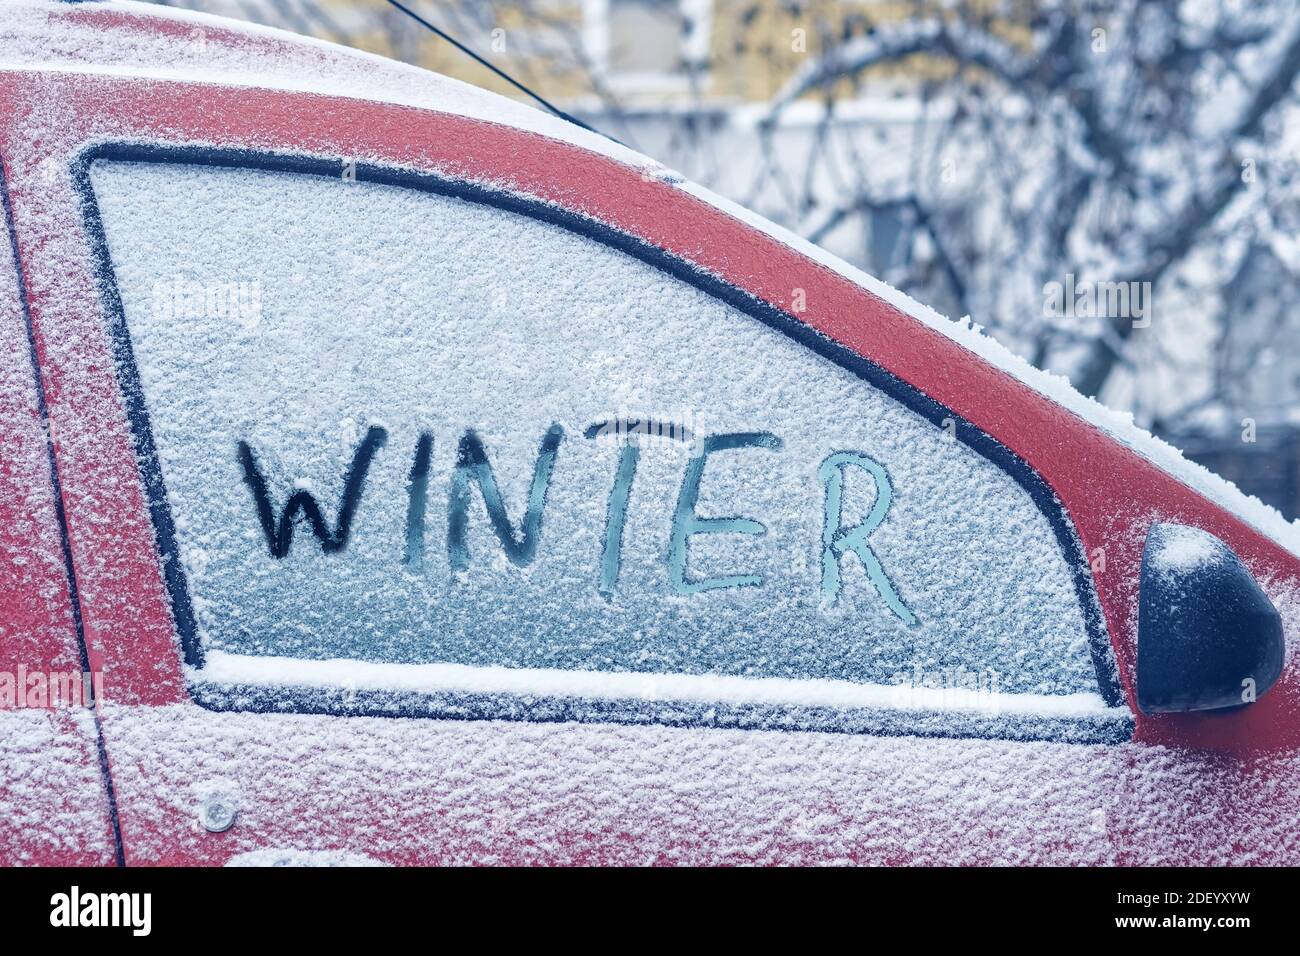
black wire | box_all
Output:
[382,0,618,144]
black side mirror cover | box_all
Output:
[1137,523,1285,714]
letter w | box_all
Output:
[239,426,388,558]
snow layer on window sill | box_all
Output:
[190,651,1134,745]
[197,650,1116,718]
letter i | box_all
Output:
[599,443,640,596]
[404,432,434,569]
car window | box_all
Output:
[83,152,1128,741]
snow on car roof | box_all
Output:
[5,0,1300,557]
[0,0,654,169]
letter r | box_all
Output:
[819,451,916,625]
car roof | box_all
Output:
[4,0,1300,556]
[0,0,650,168]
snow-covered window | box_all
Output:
[83,155,1128,742]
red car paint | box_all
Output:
[2,2,1299,865]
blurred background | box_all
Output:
[146,0,1300,517]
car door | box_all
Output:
[5,67,1300,865]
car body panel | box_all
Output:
[0,157,118,865]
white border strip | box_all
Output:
[197,651,1126,719]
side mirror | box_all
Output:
[1138,523,1285,714]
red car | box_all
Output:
[2,0,1297,866]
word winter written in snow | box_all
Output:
[235,419,917,624]
[50,886,151,936]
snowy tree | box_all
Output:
[752,0,1300,421]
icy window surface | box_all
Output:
[89,160,1099,697]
